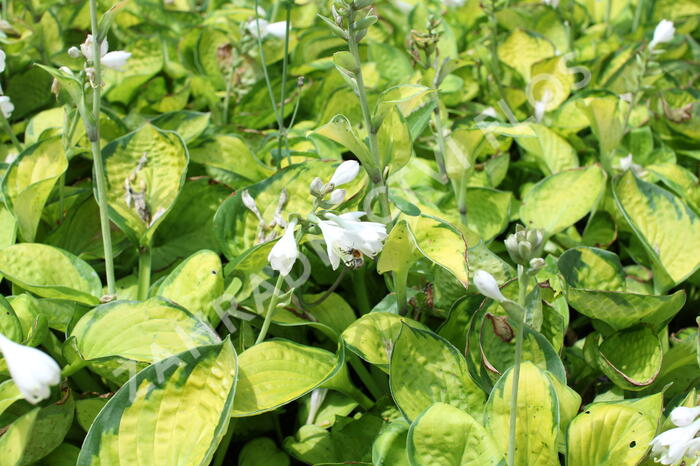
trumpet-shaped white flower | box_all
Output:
[0,333,61,404]
[671,406,700,427]
[474,270,507,302]
[329,160,360,188]
[649,19,675,52]
[651,419,700,465]
[0,49,5,73]
[317,212,387,270]
[268,218,298,276]
[79,34,131,71]
[246,18,289,39]
[0,95,14,119]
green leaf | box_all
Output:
[0,379,23,417]
[315,116,374,171]
[151,111,210,143]
[377,104,412,173]
[530,56,574,112]
[373,421,409,466]
[378,216,470,286]
[407,403,503,465]
[0,393,75,465]
[77,341,237,466]
[232,340,344,417]
[485,362,559,466]
[70,297,220,382]
[104,38,164,105]
[566,402,657,466]
[578,93,628,162]
[239,437,290,466]
[464,188,512,241]
[0,244,102,305]
[614,170,700,286]
[565,288,685,331]
[189,135,273,186]
[558,247,626,292]
[341,312,429,370]
[597,326,663,389]
[157,250,224,325]
[390,325,486,421]
[520,165,606,235]
[2,136,67,241]
[103,123,189,246]
[498,28,555,80]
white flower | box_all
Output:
[67,46,81,58]
[328,189,346,205]
[0,95,14,119]
[671,406,700,427]
[650,419,700,465]
[444,0,466,6]
[0,49,5,73]
[542,0,559,6]
[268,218,298,276]
[246,19,289,39]
[534,89,552,123]
[310,177,324,195]
[100,51,131,71]
[317,212,387,270]
[649,19,675,52]
[0,333,61,404]
[329,160,360,187]
[79,34,131,71]
[473,270,506,302]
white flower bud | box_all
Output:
[329,160,360,187]
[68,46,81,58]
[310,177,325,196]
[0,49,5,73]
[328,189,346,205]
[649,19,675,52]
[473,270,506,302]
[0,95,14,119]
[0,333,61,404]
[529,257,545,271]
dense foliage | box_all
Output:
[0,0,698,464]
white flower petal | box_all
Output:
[671,406,700,427]
[0,49,5,73]
[101,50,131,71]
[650,19,675,52]
[265,21,289,39]
[0,95,14,119]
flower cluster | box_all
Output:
[267,160,387,275]
[0,333,61,404]
[650,405,700,465]
[68,34,131,72]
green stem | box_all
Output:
[278,5,292,166]
[253,0,284,169]
[88,0,116,296]
[632,0,645,33]
[352,267,371,315]
[255,273,285,344]
[212,420,236,466]
[0,111,21,153]
[61,359,88,378]
[2,0,7,20]
[137,244,152,301]
[486,0,507,104]
[394,267,409,314]
[347,18,390,220]
[349,355,383,401]
[508,264,529,466]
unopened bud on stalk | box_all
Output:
[529,258,545,271]
[505,225,545,265]
[328,189,346,205]
[310,177,325,197]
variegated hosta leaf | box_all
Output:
[103,122,189,246]
[1,136,67,241]
[77,341,237,466]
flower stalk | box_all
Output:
[507,263,528,466]
[87,0,117,296]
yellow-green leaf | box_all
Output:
[77,341,237,466]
